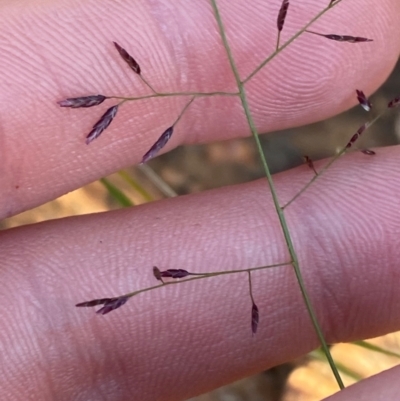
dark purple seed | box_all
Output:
[251,302,259,334]
[346,123,367,148]
[324,34,373,43]
[86,105,119,144]
[306,30,373,43]
[388,96,400,108]
[356,90,372,111]
[361,149,376,156]
[141,126,174,163]
[325,34,341,40]
[277,0,289,32]
[340,35,373,43]
[113,41,141,75]
[58,95,106,108]
[303,155,317,175]
[160,269,191,279]
[96,296,129,315]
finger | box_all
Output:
[1,146,400,400]
[1,0,399,217]
[325,365,400,400]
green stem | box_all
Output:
[117,170,154,202]
[210,0,344,390]
[138,164,178,198]
[353,340,400,359]
[99,178,134,207]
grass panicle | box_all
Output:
[58,0,398,393]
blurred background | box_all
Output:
[1,59,399,400]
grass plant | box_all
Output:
[57,0,400,395]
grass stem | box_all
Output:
[210,0,344,390]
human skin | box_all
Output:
[0,0,400,400]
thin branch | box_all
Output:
[138,164,178,198]
[243,0,343,84]
[77,262,291,308]
[106,90,239,103]
[282,112,386,209]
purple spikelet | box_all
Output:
[86,105,119,144]
[76,296,129,315]
[356,90,372,111]
[113,42,141,75]
[251,302,259,334]
[141,126,174,163]
[277,0,289,32]
[58,95,106,108]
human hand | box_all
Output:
[1,0,400,400]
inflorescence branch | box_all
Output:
[76,262,290,320]
[58,0,374,164]
[283,92,400,209]
[59,0,400,391]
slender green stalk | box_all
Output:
[353,340,400,359]
[138,164,178,198]
[210,0,344,389]
[173,96,196,126]
[140,75,158,94]
[311,349,363,381]
[117,170,154,202]
[100,178,134,207]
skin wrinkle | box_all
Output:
[290,180,395,341]
[147,2,192,88]
[0,114,14,218]
[294,214,349,337]
[296,230,368,343]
